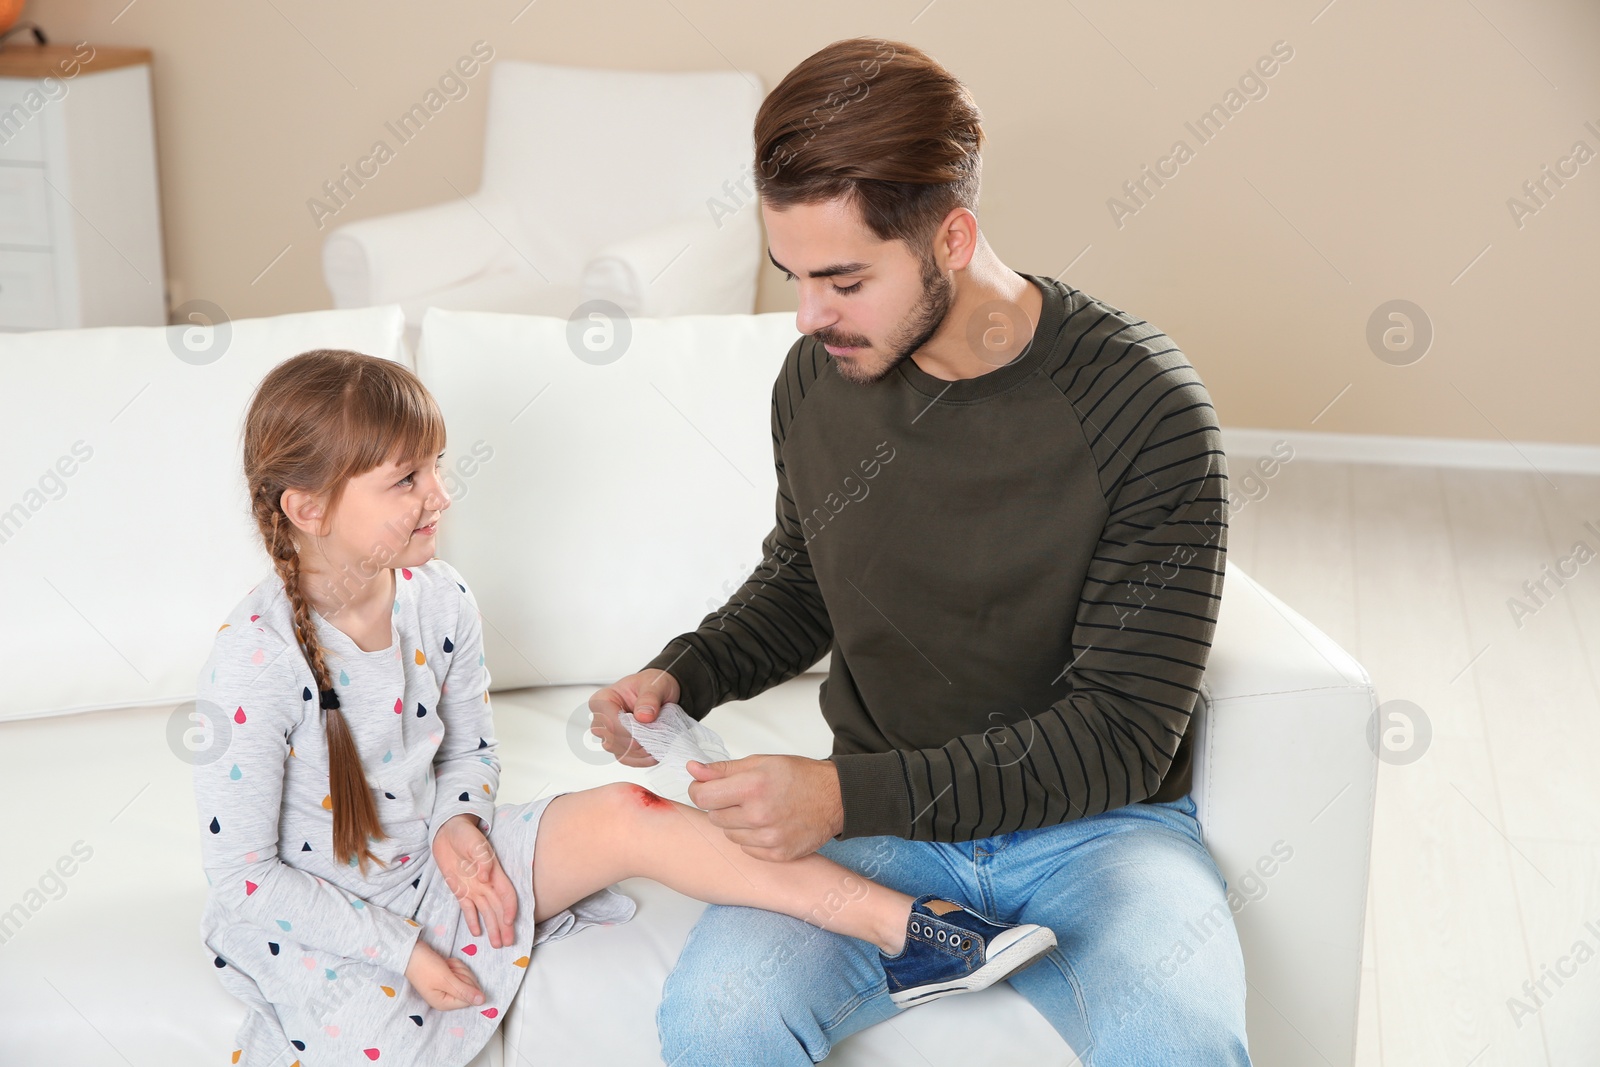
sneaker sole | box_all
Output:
[889,927,1058,1008]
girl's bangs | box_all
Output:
[342,371,448,478]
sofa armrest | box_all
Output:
[322,198,511,307]
[580,209,760,318]
[1192,560,1379,1067]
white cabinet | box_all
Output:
[0,45,167,329]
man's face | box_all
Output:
[763,197,954,385]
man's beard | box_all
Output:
[820,256,953,386]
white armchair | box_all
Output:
[322,60,766,331]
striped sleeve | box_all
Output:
[833,327,1229,841]
[641,338,834,716]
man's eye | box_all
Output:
[782,270,861,295]
[779,266,861,295]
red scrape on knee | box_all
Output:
[629,783,672,809]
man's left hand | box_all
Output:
[687,754,845,862]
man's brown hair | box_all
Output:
[753,38,984,262]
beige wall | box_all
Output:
[29,0,1600,444]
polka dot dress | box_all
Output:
[193,559,636,1066]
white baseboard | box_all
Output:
[1222,427,1600,476]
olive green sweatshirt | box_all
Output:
[644,273,1228,842]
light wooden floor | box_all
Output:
[1224,456,1600,1067]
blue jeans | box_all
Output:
[657,794,1251,1066]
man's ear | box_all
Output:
[933,206,978,273]
[280,486,328,538]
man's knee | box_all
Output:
[1096,954,1249,1062]
[657,907,814,1043]
[657,903,883,1063]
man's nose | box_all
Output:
[793,286,836,338]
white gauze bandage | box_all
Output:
[618,702,734,805]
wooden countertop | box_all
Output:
[0,44,151,78]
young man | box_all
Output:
[588,36,1250,1066]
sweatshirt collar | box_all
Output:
[894,272,1065,402]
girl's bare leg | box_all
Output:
[529,782,913,955]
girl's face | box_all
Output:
[287,448,451,581]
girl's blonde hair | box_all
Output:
[242,349,446,874]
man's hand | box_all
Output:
[431,813,517,949]
[588,668,682,768]
[687,754,844,862]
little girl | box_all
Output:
[194,349,1056,1066]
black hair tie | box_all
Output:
[319,688,341,711]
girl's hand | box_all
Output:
[405,939,485,1012]
[432,813,518,948]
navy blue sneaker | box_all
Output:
[879,894,1058,1008]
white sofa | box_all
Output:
[0,305,1379,1066]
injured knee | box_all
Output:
[626,782,674,811]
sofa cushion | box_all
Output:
[0,306,408,721]
[416,307,824,689]
[0,674,1071,1066]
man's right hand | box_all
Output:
[587,668,682,768]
